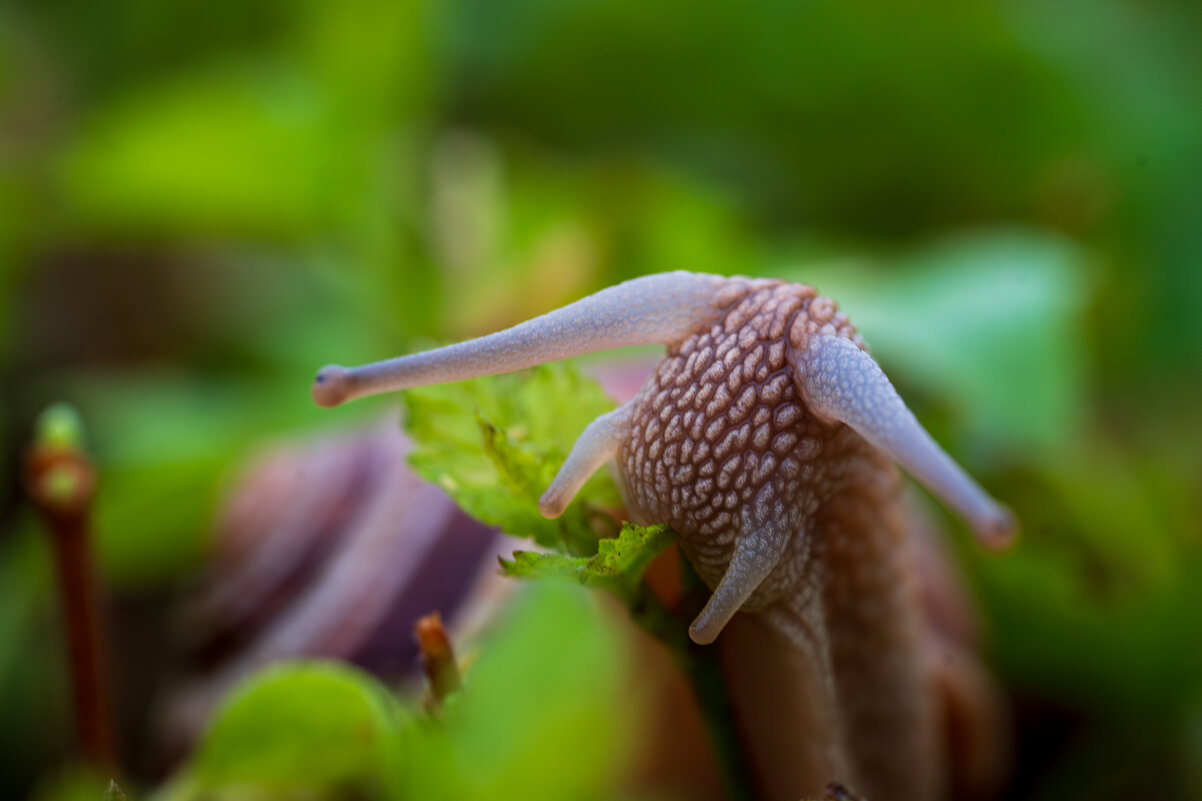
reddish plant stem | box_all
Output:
[50,509,117,770]
[27,446,118,773]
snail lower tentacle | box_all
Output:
[688,485,793,644]
[539,404,633,519]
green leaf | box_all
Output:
[399,581,639,801]
[501,522,677,603]
[403,362,622,555]
[190,661,408,799]
[782,229,1091,458]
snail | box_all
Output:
[312,272,1016,800]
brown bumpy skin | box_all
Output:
[619,281,937,800]
[622,282,856,604]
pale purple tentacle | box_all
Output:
[797,335,1016,549]
[312,271,728,407]
[690,485,794,644]
[539,404,633,518]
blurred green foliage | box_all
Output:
[184,663,406,799]
[20,581,641,800]
[403,581,638,801]
[2,0,1201,798]
[158,582,638,801]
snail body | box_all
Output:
[313,272,1015,800]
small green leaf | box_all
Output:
[501,522,677,603]
[191,661,408,798]
[403,362,622,555]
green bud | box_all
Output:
[36,403,87,453]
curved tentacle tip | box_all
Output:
[537,490,566,520]
[311,365,352,408]
[975,506,1020,552]
[687,614,722,646]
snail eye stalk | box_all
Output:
[311,272,728,408]
[796,336,1016,550]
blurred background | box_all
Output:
[2,0,1201,799]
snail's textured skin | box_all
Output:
[621,280,936,800]
[312,271,1015,801]
[622,280,857,604]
